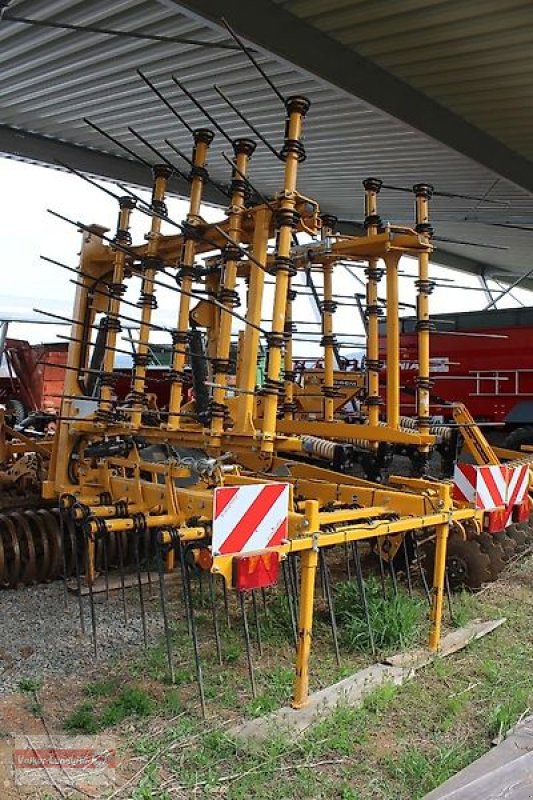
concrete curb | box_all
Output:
[231,617,506,742]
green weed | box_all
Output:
[101,686,155,727]
[334,577,425,653]
[17,677,42,693]
[65,703,100,734]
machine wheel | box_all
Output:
[504,427,533,452]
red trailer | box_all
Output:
[380,307,533,443]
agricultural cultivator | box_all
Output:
[2,24,533,714]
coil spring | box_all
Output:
[0,507,158,589]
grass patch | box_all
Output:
[66,685,157,732]
[17,677,42,693]
[334,577,425,653]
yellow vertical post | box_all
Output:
[429,520,450,651]
[96,196,136,423]
[235,207,272,432]
[261,96,311,455]
[385,252,401,430]
[321,261,336,422]
[129,164,171,428]
[167,129,214,430]
[413,184,434,460]
[292,499,319,709]
[209,138,256,449]
[53,227,104,492]
[283,278,296,420]
[363,179,384,431]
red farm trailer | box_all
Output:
[380,306,533,447]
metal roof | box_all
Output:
[1,0,532,287]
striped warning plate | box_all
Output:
[212,483,290,556]
[453,464,507,510]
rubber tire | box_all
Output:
[504,426,533,452]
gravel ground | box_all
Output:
[0,581,167,694]
[0,453,446,695]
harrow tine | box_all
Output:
[251,590,263,657]
[144,532,154,601]
[102,532,110,604]
[178,540,192,635]
[289,555,300,613]
[85,533,98,658]
[414,536,432,604]
[282,559,298,649]
[445,569,455,624]
[58,509,69,609]
[403,535,414,598]
[319,549,341,666]
[388,559,399,595]
[239,591,257,699]
[156,536,175,683]
[69,518,86,636]
[134,530,148,648]
[260,587,269,616]
[221,575,232,629]
[352,541,376,657]
[344,540,352,581]
[116,532,129,624]
[208,572,223,667]
[198,570,205,607]
[376,544,387,598]
[183,558,207,718]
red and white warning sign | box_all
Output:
[212,483,290,556]
[452,463,507,510]
[506,464,529,508]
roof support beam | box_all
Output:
[0,124,223,205]
[179,0,533,193]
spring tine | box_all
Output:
[69,518,86,636]
[344,539,352,581]
[221,575,231,629]
[251,590,263,657]
[376,543,387,599]
[289,555,300,613]
[352,541,376,657]
[282,559,298,649]
[156,538,175,683]
[403,535,413,598]
[198,570,205,607]
[413,537,432,605]
[178,540,192,635]
[208,572,223,667]
[445,569,455,624]
[319,549,341,666]
[183,559,207,718]
[134,530,148,648]
[116,532,128,624]
[144,533,154,601]
[239,591,257,699]
[260,587,269,616]
[388,558,399,596]
[59,510,69,609]
[85,533,98,658]
[102,532,110,604]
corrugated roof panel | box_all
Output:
[0,0,532,282]
[277,0,533,159]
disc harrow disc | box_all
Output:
[478,533,506,581]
